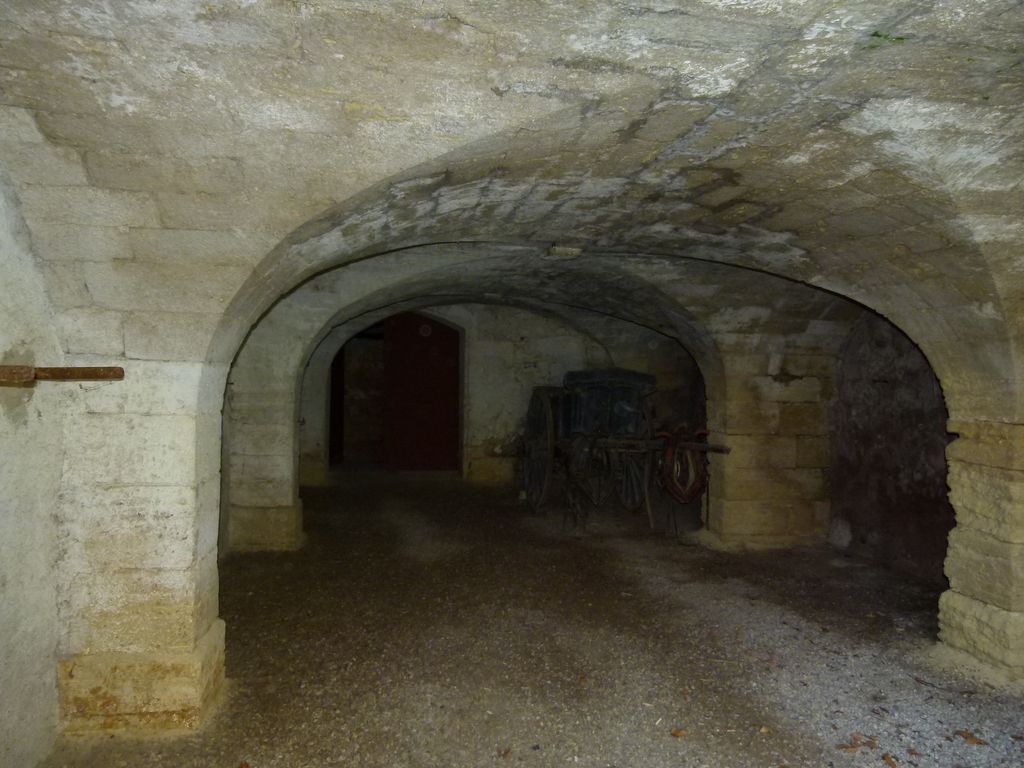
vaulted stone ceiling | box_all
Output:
[2,0,1022,417]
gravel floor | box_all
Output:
[43,474,1024,768]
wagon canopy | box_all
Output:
[561,368,656,438]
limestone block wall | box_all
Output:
[703,321,847,548]
[941,421,1024,677]
[0,106,228,734]
[0,177,63,768]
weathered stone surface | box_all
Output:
[948,461,1024,544]
[83,262,248,313]
[948,420,1024,472]
[228,505,304,552]
[19,186,160,228]
[61,413,197,487]
[939,591,1024,679]
[945,528,1024,612]
[718,466,828,502]
[59,619,225,731]
[57,308,124,355]
[123,311,221,361]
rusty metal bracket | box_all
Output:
[0,365,125,387]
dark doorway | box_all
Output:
[830,312,955,586]
[329,312,461,471]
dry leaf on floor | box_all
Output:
[835,732,877,752]
[883,753,898,767]
[954,730,988,746]
[670,727,688,738]
[759,725,771,734]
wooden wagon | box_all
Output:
[522,368,728,526]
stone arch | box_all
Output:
[218,242,729,551]
[201,119,1024,677]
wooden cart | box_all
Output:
[522,368,728,527]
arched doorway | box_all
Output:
[829,311,956,586]
[330,312,461,472]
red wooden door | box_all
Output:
[382,313,461,470]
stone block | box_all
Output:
[724,399,780,434]
[123,311,221,362]
[228,421,294,455]
[719,466,828,502]
[85,151,244,195]
[59,619,225,730]
[2,140,87,185]
[752,375,822,403]
[61,413,197,487]
[41,262,94,310]
[938,591,1024,679]
[27,222,133,262]
[83,261,248,313]
[72,359,204,416]
[18,186,160,227]
[154,190,292,233]
[634,103,714,143]
[228,504,304,552]
[465,456,515,485]
[0,107,45,142]
[947,461,1024,543]
[778,402,829,435]
[945,528,1024,612]
[57,309,124,355]
[947,420,1024,472]
[708,498,823,542]
[65,579,198,655]
[58,484,196,571]
[127,227,271,266]
[796,436,830,468]
[725,435,797,468]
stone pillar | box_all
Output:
[55,360,225,729]
[939,420,1024,678]
[703,346,832,548]
[225,385,304,551]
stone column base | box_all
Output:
[465,456,515,485]
[703,497,828,549]
[58,619,225,731]
[228,502,305,551]
[939,590,1024,680]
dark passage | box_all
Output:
[331,313,460,471]
[43,478,1023,767]
[830,312,956,585]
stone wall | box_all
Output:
[0,177,62,767]
[830,312,955,584]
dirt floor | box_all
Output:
[43,474,1024,768]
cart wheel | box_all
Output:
[568,434,612,506]
[617,450,651,514]
[523,387,556,511]
[663,431,708,505]
[617,404,653,520]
